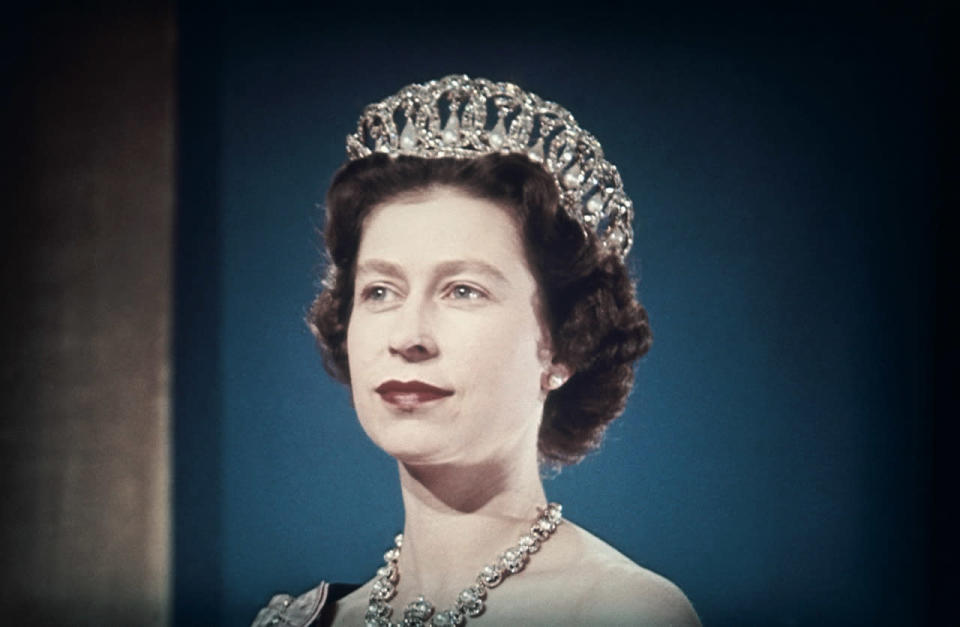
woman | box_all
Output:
[253,76,700,626]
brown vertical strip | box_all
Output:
[0,3,174,625]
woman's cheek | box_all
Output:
[348,314,383,363]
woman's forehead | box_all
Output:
[356,188,527,272]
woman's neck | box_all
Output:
[392,451,548,608]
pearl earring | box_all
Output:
[547,373,564,389]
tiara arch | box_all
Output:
[344,74,635,259]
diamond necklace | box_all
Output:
[364,503,563,626]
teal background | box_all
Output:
[174,3,940,625]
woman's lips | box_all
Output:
[375,380,454,409]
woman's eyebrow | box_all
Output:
[355,259,405,279]
[433,260,510,285]
[355,258,510,285]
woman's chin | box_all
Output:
[362,421,467,465]
[382,445,470,469]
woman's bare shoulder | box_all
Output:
[548,521,701,626]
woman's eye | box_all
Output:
[447,284,485,300]
[361,285,394,302]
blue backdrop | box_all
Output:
[174,3,938,625]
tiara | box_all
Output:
[345,74,634,258]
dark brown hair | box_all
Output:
[308,153,652,466]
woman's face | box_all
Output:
[346,186,551,468]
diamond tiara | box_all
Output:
[345,74,635,258]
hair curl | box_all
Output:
[308,153,652,466]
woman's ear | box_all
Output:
[537,342,554,369]
[537,339,573,390]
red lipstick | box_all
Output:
[375,380,454,409]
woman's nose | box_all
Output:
[387,298,438,362]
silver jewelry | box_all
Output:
[547,373,564,390]
[365,503,563,626]
[345,75,634,259]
